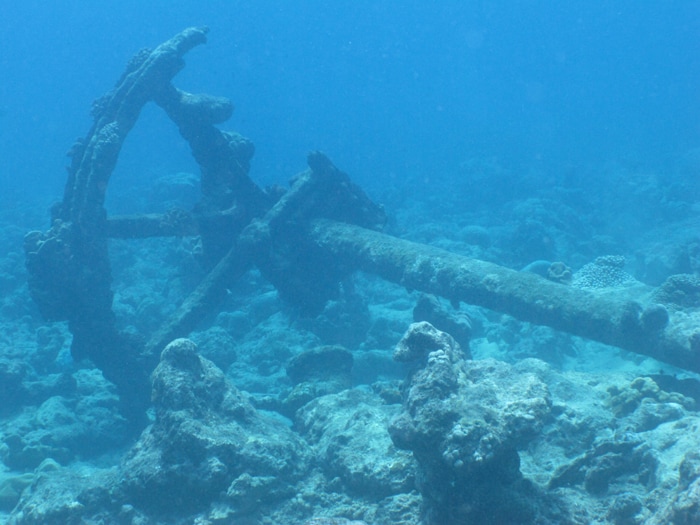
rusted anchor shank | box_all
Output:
[306,219,700,374]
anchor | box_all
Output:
[23,27,700,426]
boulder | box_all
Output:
[296,388,415,498]
[118,338,312,518]
[389,322,552,524]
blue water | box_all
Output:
[1,1,697,205]
[1,2,700,524]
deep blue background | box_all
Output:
[1,1,698,214]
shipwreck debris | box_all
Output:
[23,27,700,425]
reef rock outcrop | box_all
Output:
[389,321,553,524]
[118,338,312,518]
[295,388,415,498]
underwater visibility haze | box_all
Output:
[0,1,699,524]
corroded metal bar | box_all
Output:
[145,242,252,357]
[106,211,198,238]
[105,207,253,239]
[62,27,210,227]
[24,27,211,423]
[154,85,272,265]
[308,219,700,373]
[145,152,387,354]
